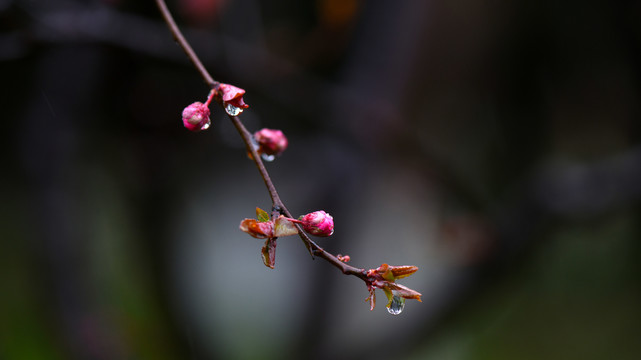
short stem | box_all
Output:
[204,89,215,107]
[284,218,303,224]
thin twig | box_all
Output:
[155,0,217,88]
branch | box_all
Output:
[155,0,418,311]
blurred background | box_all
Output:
[2,0,641,359]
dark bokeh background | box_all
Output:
[2,0,641,359]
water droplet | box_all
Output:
[200,121,211,130]
[387,294,405,315]
[225,104,243,116]
[261,154,275,162]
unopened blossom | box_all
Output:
[254,128,288,157]
[217,83,249,109]
[299,211,334,237]
[182,101,211,132]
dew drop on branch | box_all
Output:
[387,294,405,315]
[225,104,244,116]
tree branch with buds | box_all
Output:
[155,0,421,314]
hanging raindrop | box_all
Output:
[261,154,275,162]
[387,294,405,315]
[199,121,211,131]
[225,104,244,116]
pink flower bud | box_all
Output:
[254,128,288,157]
[299,211,334,237]
[217,83,249,109]
[182,102,211,132]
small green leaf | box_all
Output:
[256,207,270,223]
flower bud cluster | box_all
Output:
[182,87,294,162]
[182,83,250,132]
